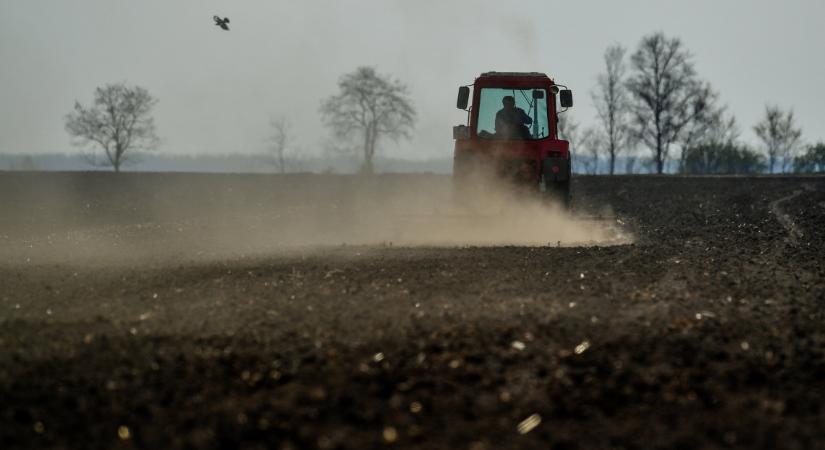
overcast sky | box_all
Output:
[1,0,823,160]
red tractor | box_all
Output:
[452,72,574,208]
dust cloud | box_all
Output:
[0,172,631,266]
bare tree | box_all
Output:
[626,32,713,174]
[703,111,740,147]
[320,67,416,174]
[591,44,632,175]
[65,83,159,172]
[682,109,763,175]
[557,113,599,174]
[753,105,803,173]
[794,142,825,173]
[267,116,291,173]
[676,82,724,170]
[580,129,604,175]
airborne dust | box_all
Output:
[0,172,630,266]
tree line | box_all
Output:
[64,67,415,174]
[572,31,824,175]
[65,32,823,174]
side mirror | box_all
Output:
[560,90,573,108]
[532,89,544,99]
[457,86,470,110]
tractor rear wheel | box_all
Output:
[542,156,571,210]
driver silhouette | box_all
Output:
[495,96,532,139]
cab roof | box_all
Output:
[475,72,555,88]
[479,71,548,78]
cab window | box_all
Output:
[476,88,549,140]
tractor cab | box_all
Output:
[452,72,574,207]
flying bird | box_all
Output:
[213,15,230,31]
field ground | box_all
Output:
[1,172,824,449]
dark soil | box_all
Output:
[1,172,824,450]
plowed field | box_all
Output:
[1,172,824,449]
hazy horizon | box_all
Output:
[2,0,823,161]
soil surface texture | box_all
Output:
[1,172,824,450]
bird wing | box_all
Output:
[220,23,229,30]
[224,17,230,23]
